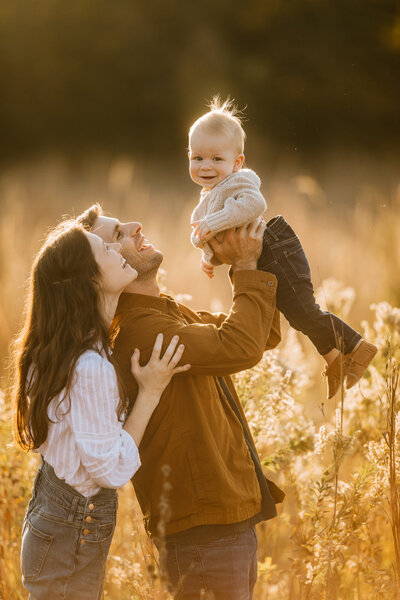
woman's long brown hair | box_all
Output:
[12,220,126,451]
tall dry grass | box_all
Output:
[1,158,400,599]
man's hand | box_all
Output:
[208,218,266,272]
[210,254,223,267]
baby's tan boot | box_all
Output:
[322,353,349,399]
[345,340,378,389]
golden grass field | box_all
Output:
[1,157,400,599]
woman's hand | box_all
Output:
[131,333,190,398]
[124,334,190,446]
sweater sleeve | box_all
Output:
[190,194,209,250]
[201,244,215,266]
[204,180,267,236]
[67,353,140,489]
[191,228,203,249]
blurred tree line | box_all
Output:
[0,0,399,163]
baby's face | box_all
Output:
[188,130,244,190]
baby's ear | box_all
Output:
[233,154,245,172]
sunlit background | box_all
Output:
[1,1,399,374]
[1,2,400,598]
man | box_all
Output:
[77,204,282,600]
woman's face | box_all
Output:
[86,231,138,294]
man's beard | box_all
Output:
[129,249,163,281]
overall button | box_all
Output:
[267,280,274,287]
[85,516,92,523]
[88,503,94,510]
[83,529,90,535]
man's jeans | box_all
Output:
[258,215,361,355]
[159,527,258,600]
[21,459,117,600]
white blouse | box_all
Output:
[38,349,140,497]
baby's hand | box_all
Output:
[201,259,214,279]
[191,219,211,240]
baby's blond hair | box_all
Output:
[189,96,246,154]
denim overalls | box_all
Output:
[21,459,118,600]
[258,215,361,355]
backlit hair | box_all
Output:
[11,220,128,451]
[75,203,103,230]
[189,96,246,154]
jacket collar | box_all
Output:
[117,292,177,314]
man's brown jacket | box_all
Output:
[112,269,281,537]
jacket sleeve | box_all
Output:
[265,308,281,349]
[115,270,280,377]
[196,307,281,350]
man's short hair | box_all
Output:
[75,203,103,231]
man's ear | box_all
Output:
[233,154,245,172]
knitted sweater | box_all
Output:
[191,168,267,266]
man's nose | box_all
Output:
[121,221,142,236]
[129,222,142,235]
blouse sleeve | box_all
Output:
[66,352,140,489]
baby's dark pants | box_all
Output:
[257,215,361,355]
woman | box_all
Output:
[12,220,190,599]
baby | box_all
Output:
[188,97,377,399]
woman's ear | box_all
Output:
[233,154,245,172]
